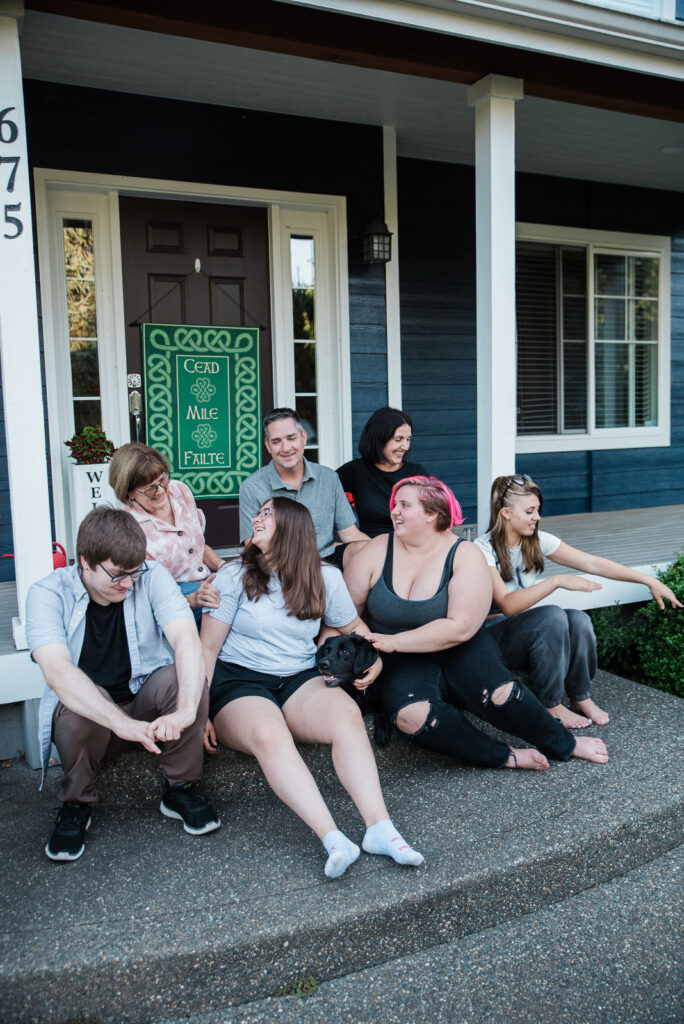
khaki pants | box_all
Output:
[52,665,208,805]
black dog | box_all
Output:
[316,633,391,747]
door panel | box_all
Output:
[119,197,273,546]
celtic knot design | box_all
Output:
[190,377,216,403]
[192,424,218,449]
[142,323,262,497]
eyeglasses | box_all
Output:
[98,562,149,584]
[136,473,170,498]
[252,507,274,521]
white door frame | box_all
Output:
[34,168,351,553]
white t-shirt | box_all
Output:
[474,530,561,594]
[208,561,358,675]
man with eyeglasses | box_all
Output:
[26,506,220,862]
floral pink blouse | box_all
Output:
[126,479,209,583]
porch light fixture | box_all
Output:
[362,218,392,265]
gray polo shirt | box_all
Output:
[239,458,356,556]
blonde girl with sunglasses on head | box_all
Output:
[475,475,681,729]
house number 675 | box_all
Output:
[1,107,23,239]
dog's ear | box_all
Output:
[350,635,379,677]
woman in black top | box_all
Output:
[337,407,429,537]
[344,476,609,770]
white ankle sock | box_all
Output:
[362,819,424,866]
[322,830,360,879]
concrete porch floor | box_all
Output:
[0,670,682,1024]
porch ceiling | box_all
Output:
[19,10,684,192]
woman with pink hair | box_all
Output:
[344,476,608,770]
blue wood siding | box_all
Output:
[397,161,479,522]
[398,157,684,523]
[8,81,387,531]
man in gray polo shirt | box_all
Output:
[239,408,369,569]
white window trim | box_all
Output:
[516,222,670,455]
[34,169,351,551]
[275,209,352,465]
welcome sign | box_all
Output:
[142,324,261,499]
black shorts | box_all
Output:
[209,660,318,720]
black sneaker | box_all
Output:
[45,803,92,862]
[160,782,220,835]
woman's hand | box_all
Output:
[188,574,220,610]
[366,632,398,654]
[649,578,683,610]
[555,574,602,593]
[203,719,218,753]
[353,653,383,691]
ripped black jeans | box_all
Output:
[377,626,575,768]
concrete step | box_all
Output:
[1,671,683,1024]
[156,843,684,1024]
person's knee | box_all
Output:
[395,701,431,735]
[337,694,365,727]
[567,609,596,643]
[249,718,292,757]
[491,680,515,706]
[533,604,569,636]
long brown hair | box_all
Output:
[241,498,327,620]
[487,475,544,582]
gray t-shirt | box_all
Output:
[474,530,561,593]
[238,458,356,556]
[209,561,358,674]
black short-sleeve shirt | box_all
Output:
[78,599,132,704]
[336,458,429,537]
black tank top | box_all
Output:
[366,536,461,635]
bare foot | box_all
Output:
[505,747,549,770]
[572,736,609,763]
[571,698,610,726]
[548,704,592,730]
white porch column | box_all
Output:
[383,126,402,408]
[0,8,53,649]
[467,74,523,532]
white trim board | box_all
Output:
[33,169,352,551]
[282,0,684,79]
[536,564,671,610]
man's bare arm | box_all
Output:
[33,644,161,753]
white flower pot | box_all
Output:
[69,463,118,544]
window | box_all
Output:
[62,219,103,432]
[290,235,319,462]
[515,225,670,454]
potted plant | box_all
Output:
[65,426,118,539]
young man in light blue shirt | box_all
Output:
[26,506,219,862]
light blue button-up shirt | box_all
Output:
[26,562,193,781]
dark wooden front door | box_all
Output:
[119,197,272,546]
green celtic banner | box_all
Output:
[142,324,261,498]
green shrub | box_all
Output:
[590,551,684,697]
[633,551,684,697]
[590,603,641,680]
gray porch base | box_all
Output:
[1,670,682,1024]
